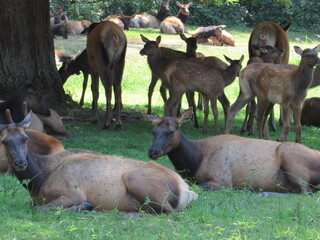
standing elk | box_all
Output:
[160,1,193,34]
[140,34,202,128]
[225,45,320,143]
[0,109,64,173]
[105,9,137,31]
[163,45,243,134]
[148,108,320,194]
[0,112,197,213]
[58,49,93,107]
[130,2,170,28]
[86,21,127,130]
[248,21,290,132]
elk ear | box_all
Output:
[239,55,244,63]
[18,111,32,129]
[177,108,193,125]
[176,1,182,7]
[224,55,232,63]
[145,114,161,125]
[155,36,161,46]
[180,33,187,41]
[140,34,149,43]
[294,46,303,56]
[187,2,193,7]
[313,45,320,53]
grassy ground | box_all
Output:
[1,26,320,239]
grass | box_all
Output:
[1,26,320,239]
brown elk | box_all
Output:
[86,21,127,130]
[0,112,197,213]
[192,26,235,46]
[51,21,68,39]
[225,45,320,143]
[248,21,290,132]
[300,97,320,127]
[54,50,74,65]
[241,45,284,136]
[160,1,193,34]
[140,34,201,128]
[105,9,137,30]
[58,49,93,107]
[130,2,170,28]
[0,109,64,173]
[66,20,92,35]
[164,51,243,134]
[148,108,320,194]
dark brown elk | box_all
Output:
[86,21,127,129]
[164,50,243,134]
[160,1,193,34]
[241,45,284,136]
[300,97,320,127]
[51,21,68,39]
[225,45,320,143]
[148,108,320,194]
[54,50,74,65]
[130,2,170,28]
[0,109,64,173]
[105,9,137,30]
[58,49,93,107]
[0,112,197,213]
[66,20,92,35]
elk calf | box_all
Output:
[225,45,320,143]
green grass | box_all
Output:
[1,26,320,239]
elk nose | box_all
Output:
[14,160,27,171]
[148,148,161,160]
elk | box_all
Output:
[248,21,290,132]
[130,2,170,28]
[148,108,320,194]
[140,34,201,128]
[86,21,127,130]
[54,50,74,65]
[164,51,243,134]
[160,1,193,34]
[0,111,197,213]
[58,49,93,107]
[241,45,284,136]
[300,97,320,127]
[192,26,235,46]
[66,20,92,35]
[0,109,64,173]
[51,21,68,39]
[105,9,137,30]
[225,45,320,143]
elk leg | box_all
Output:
[186,91,199,128]
[113,80,122,130]
[197,92,203,110]
[262,103,274,140]
[210,98,220,135]
[256,99,269,139]
[147,74,160,114]
[225,93,253,134]
[80,72,89,107]
[90,73,100,123]
[202,95,209,134]
[293,105,302,143]
[268,109,277,132]
[102,77,113,130]
[277,105,292,142]
[218,92,230,125]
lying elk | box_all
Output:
[140,34,202,128]
[192,25,235,46]
[160,1,193,34]
[163,46,243,134]
[225,45,320,143]
[58,49,92,107]
[130,1,170,28]
[0,111,197,213]
[148,108,320,194]
[85,21,127,129]
[0,109,64,173]
[105,9,137,31]
[66,20,92,35]
[300,97,320,127]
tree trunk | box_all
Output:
[0,0,66,105]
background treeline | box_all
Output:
[51,0,320,33]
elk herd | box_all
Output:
[2,1,320,215]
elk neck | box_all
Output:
[156,7,168,22]
[295,64,316,91]
[13,151,45,196]
[167,131,202,181]
[223,61,241,87]
[177,12,188,24]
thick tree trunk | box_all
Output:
[0,0,66,105]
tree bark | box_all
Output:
[0,0,66,105]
